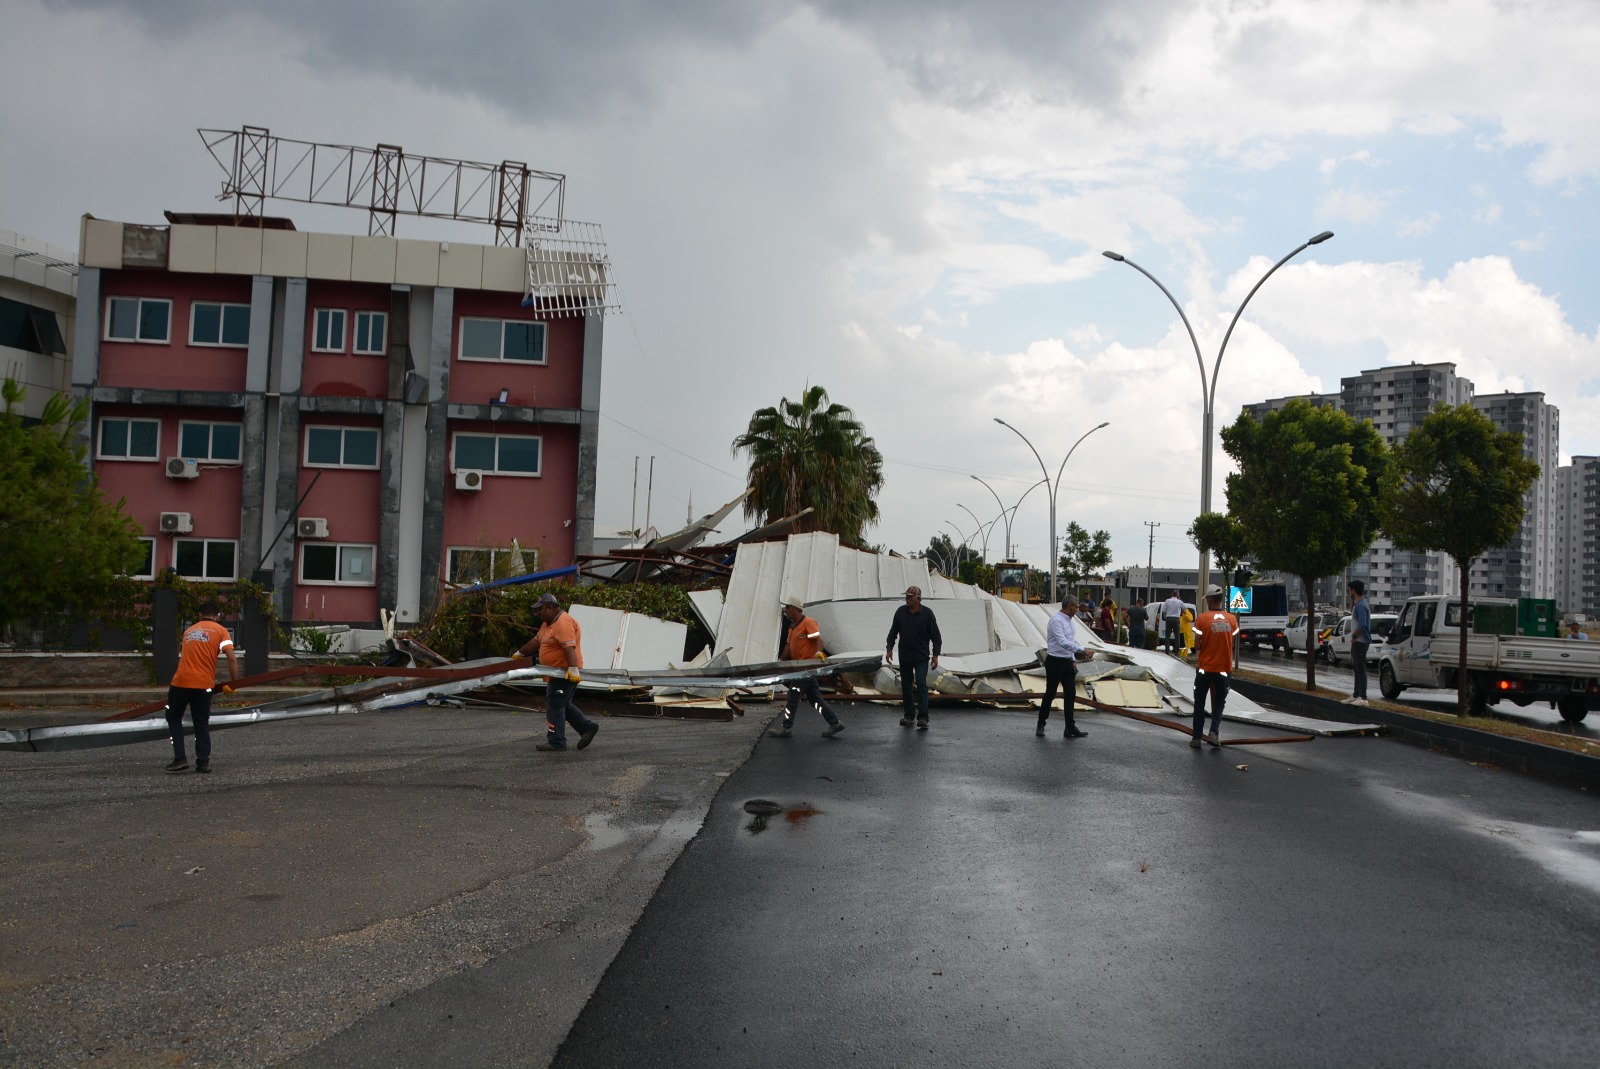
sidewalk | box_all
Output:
[0,702,770,1068]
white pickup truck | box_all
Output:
[1378,595,1600,723]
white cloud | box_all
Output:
[1398,212,1443,237]
[1318,186,1392,224]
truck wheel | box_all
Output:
[1379,663,1403,701]
[1463,673,1489,717]
[1557,697,1589,724]
[1327,648,1340,667]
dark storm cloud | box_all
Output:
[59,0,1183,115]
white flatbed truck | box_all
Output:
[1378,595,1600,723]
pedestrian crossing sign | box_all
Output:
[1228,586,1252,612]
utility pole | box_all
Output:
[1144,521,1161,604]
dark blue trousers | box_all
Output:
[545,678,596,748]
[166,686,213,763]
[899,656,930,723]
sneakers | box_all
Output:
[1189,736,1203,749]
[195,761,211,774]
[1350,697,1370,707]
[1206,732,1221,747]
[577,724,600,750]
[1064,728,1088,739]
[916,720,929,731]
[899,717,914,727]
[769,726,793,738]
[822,722,845,738]
[535,742,569,752]
[1035,724,1046,738]
[164,759,188,773]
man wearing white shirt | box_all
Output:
[1038,596,1091,739]
[1160,590,1186,655]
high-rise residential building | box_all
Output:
[2,228,76,419]
[1238,392,1340,425]
[1337,363,1475,609]
[1469,392,1561,600]
[1557,457,1600,617]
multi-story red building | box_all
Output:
[73,214,602,629]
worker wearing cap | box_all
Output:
[1189,584,1240,749]
[771,601,845,738]
[886,586,942,730]
[512,593,599,752]
[164,599,240,774]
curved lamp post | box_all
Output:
[956,503,996,565]
[993,419,1111,603]
[1102,231,1333,597]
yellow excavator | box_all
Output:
[995,560,1029,603]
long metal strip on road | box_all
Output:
[0,657,881,753]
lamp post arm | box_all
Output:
[1052,421,1111,502]
[1108,256,1206,400]
[956,502,990,563]
[971,474,1011,560]
[1209,236,1326,412]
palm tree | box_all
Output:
[732,386,884,544]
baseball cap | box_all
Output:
[535,593,561,608]
[1205,584,1224,597]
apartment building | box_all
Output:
[74,213,603,629]
[1469,392,1561,600]
[1557,457,1600,617]
[1,228,76,418]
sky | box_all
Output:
[3,0,1597,572]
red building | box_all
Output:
[73,215,603,628]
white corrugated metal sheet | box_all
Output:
[717,541,788,665]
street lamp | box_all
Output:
[993,419,1111,603]
[941,519,975,576]
[1102,231,1333,598]
[956,503,995,564]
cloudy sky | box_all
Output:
[4,0,1596,571]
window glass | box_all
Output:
[340,545,374,582]
[1416,602,1436,636]
[192,303,221,344]
[354,311,387,354]
[139,301,169,341]
[130,539,155,579]
[455,434,495,470]
[174,540,205,577]
[343,429,379,467]
[179,423,210,458]
[128,420,159,457]
[108,298,138,340]
[211,423,242,461]
[461,318,501,360]
[503,321,544,361]
[306,427,344,465]
[100,419,129,457]
[206,541,236,579]
[498,435,540,473]
[221,305,251,346]
[302,544,338,582]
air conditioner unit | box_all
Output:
[159,511,194,534]
[165,457,199,480]
[297,517,329,539]
[455,469,484,492]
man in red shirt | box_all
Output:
[512,593,599,752]
[1189,584,1240,749]
[771,601,844,738]
[165,600,240,773]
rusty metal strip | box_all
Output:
[1218,734,1316,746]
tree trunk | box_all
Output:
[1302,573,1318,691]
[1456,556,1471,716]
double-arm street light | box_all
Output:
[955,503,999,564]
[970,474,1047,560]
[1102,231,1334,598]
[993,419,1111,603]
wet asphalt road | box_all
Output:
[554,703,1600,1069]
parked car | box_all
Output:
[1325,613,1398,666]
[1284,611,1341,656]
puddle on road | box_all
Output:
[583,811,629,851]
[743,798,822,835]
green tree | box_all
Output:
[1188,512,1251,589]
[0,379,144,633]
[1379,404,1541,716]
[1056,521,1111,590]
[1220,398,1390,689]
[923,532,978,578]
[732,385,885,545]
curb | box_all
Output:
[1231,677,1600,791]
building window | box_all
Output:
[354,311,388,355]
[313,308,347,352]
[173,538,237,581]
[97,417,161,460]
[447,546,539,584]
[451,432,541,475]
[300,542,376,586]
[459,317,546,363]
[189,301,252,347]
[105,296,171,343]
[177,421,243,463]
[305,426,380,468]
[0,296,68,354]
[124,538,157,581]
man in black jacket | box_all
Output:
[886,586,942,730]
